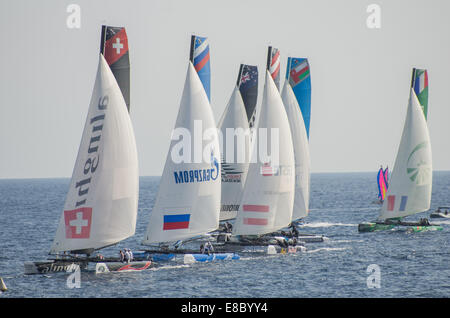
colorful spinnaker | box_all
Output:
[190,35,211,101]
[411,68,428,120]
[286,57,312,139]
[377,167,388,202]
[100,25,130,112]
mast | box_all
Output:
[100,25,130,112]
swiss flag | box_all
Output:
[104,28,128,66]
[64,207,92,239]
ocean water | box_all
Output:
[0,172,449,298]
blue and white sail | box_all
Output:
[286,57,312,139]
[190,35,211,102]
[281,59,311,221]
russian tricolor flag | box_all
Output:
[163,214,190,230]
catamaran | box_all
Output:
[25,26,151,274]
[216,47,303,254]
[217,64,258,224]
[358,69,442,233]
[140,36,239,263]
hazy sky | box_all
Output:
[1,0,449,179]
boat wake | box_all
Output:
[306,247,348,253]
[301,222,356,228]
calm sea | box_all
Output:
[0,172,449,298]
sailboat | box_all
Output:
[217,65,257,222]
[140,37,239,263]
[221,47,299,254]
[25,26,151,274]
[373,166,388,204]
[358,69,442,233]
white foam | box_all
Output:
[301,222,356,228]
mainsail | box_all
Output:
[232,70,295,235]
[286,57,312,139]
[281,70,310,221]
[142,62,221,244]
[50,54,139,254]
[237,64,258,129]
[378,88,432,221]
[217,75,251,221]
[190,35,211,101]
[411,68,428,120]
[100,25,130,112]
[267,46,280,91]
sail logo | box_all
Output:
[242,204,269,226]
[74,95,108,208]
[240,72,250,84]
[387,195,408,212]
[173,153,219,184]
[406,142,431,185]
[104,28,128,66]
[64,207,92,238]
[163,214,190,230]
[260,163,292,177]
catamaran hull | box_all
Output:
[95,261,152,273]
[358,222,443,233]
[24,260,88,275]
[183,253,240,264]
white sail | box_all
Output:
[50,54,139,254]
[217,87,250,221]
[233,71,295,236]
[281,80,310,221]
[142,62,221,244]
[378,88,432,220]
